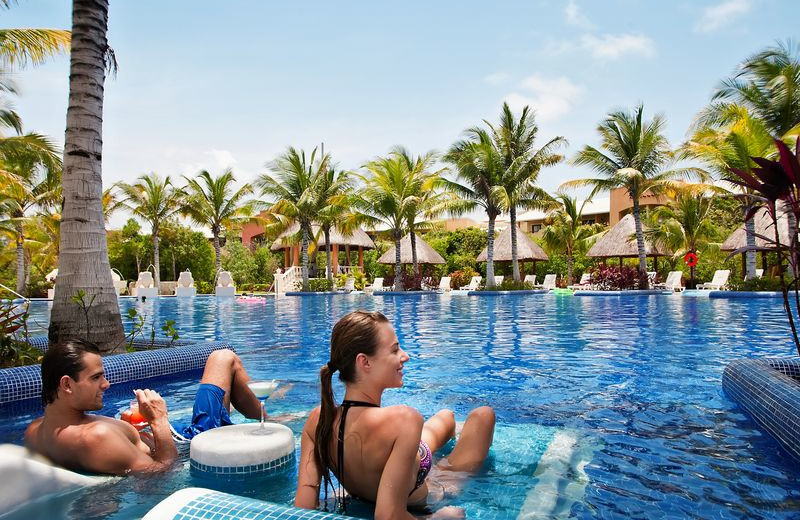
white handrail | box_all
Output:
[274,266,302,294]
[0,282,29,303]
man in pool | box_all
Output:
[25,340,270,475]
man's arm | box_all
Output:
[79,421,173,475]
[134,389,178,469]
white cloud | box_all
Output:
[580,33,655,60]
[504,75,583,122]
[695,0,751,33]
[483,72,510,86]
[565,0,594,29]
[207,149,238,169]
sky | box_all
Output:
[1,0,796,231]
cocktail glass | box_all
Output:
[247,380,279,435]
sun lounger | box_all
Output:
[744,268,764,281]
[338,277,355,292]
[365,277,384,293]
[438,276,451,292]
[459,276,482,291]
[567,272,592,290]
[493,275,504,287]
[647,271,657,286]
[523,274,536,286]
[215,271,236,297]
[175,270,197,297]
[536,274,557,291]
[654,270,683,291]
[134,271,158,298]
[697,269,730,290]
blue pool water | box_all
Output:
[2,294,800,519]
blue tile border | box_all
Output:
[466,290,548,296]
[190,452,296,478]
[285,291,357,296]
[722,357,800,460]
[372,291,444,296]
[709,291,784,299]
[170,489,344,520]
[0,338,235,404]
[573,289,666,296]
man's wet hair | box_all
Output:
[41,339,101,406]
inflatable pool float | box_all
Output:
[237,295,266,302]
[551,288,573,295]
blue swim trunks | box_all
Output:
[178,383,232,440]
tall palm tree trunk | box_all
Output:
[324,227,333,282]
[744,216,757,279]
[301,226,310,291]
[153,232,161,287]
[510,205,520,282]
[487,215,496,288]
[566,248,574,286]
[15,224,25,295]
[213,230,222,272]
[631,198,648,289]
[786,209,798,278]
[394,230,403,291]
[49,0,124,351]
[410,228,419,276]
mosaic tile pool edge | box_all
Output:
[190,452,296,477]
[0,338,235,404]
[722,357,800,460]
[174,490,343,520]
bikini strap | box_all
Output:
[336,400,379,497]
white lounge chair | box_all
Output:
[537,274,557,291]
[523,274,537,286]
[459,276,482,291]
[438,276,452,292]
[697,269,730,290]
[174,270,196,297]
[111,270,127,296]
[134,271,158,299]
[654,270,683,292]
[492,275,504,287]
[365,277,384,293]
[567,272,592,290]
[744,268,764,281]
[215,271,236,297]
[338,277,355,292]
[647,271,657,286]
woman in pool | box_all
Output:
[294,310,495,519]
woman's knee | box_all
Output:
[468,406,496,427]
[435,409,456,426]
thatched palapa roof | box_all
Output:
[377,234,445,264]
[476,225,548,262]
[721,205,791,252]
[270,223,375,251]
[587,213,670,258]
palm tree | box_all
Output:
[358,153,421,291]
[49,0,124,350]
[118,173,182,288]
[563,104,693,288]
[643,183,721,288]
[181,169,254,271]
[444,129,505,288]
[102,184,125,224]
[314,164,354,283]
[704,40,800,139]
[390,147,454,277]
[685,105,774,278]
[489,104,565,281]
[541,193,603,285]
[256,147,330,292]
[1,148,61,294]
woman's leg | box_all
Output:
[442,406,495,472]
[421,409,456,452]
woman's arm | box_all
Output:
[374,406,424,520]
[294,408,323,509]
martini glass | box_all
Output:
[247,380,279,435]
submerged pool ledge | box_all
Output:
[573,289,666,296]
[467,289,548,296]
[723,357,800,460]
[709,291,783,299]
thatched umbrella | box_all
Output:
[271,224,375,272]
[721,206,791,275]
[377,234,445,265]
[587,213,670,268]
[477,225,548,275]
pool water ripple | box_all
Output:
[3,294,800,519]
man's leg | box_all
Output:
[199,349,262,419]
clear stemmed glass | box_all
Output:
[246,380,278,435]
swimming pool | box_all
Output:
[2,294,799,519]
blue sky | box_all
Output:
[2,0,796,229]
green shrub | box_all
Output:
[0,302,40,368]
[308,278,334,292]
[479,279,534,291]
[729,276,786,292]
[449,268,478,289]
[195,280,213,294]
